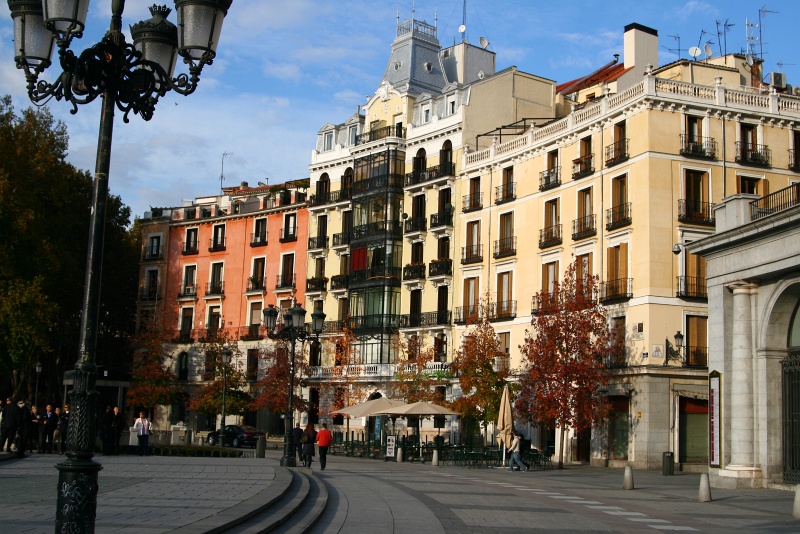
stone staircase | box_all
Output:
[175,467,329,534]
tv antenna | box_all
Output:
[219,151,232,192]
[777,62,795,72]
[715,18,734,57]
[757,5,778,61]
[459,0,467,42]
[666,34,683,59]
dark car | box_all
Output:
[206,424,265,448]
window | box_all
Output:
[183,265,196,295]
[737,175,768,195]
[612,175,627,207]
[349,126,358,146]
[246,301,262,338]
[542,261,558,294]
[686,316,708,366]
[681,249,707,297]
[497,212,514,257]
[180,308,193,338]
[576,252,593,286]
[279,254,295,288]
[177,351,189,380]
[144,269,158,298]
[463,277,479,319]
[411,194,426,219]
[147,235,161,259]
[686,115,703,141]
[685,170,708,205]
[316,174,330,200]
[610,316,626,366]
[207,305,221,332]
[542,199,560,245]
[339,253,349,275]
[212,224,225,249]
[464,220,481,262]
[251,258,265,290]
[545,199,559,228]
[496,271,513,318]
[324,131,333,151]
[423,107,431,123]
[607,243,628,281]
[448,99,456,115]
[410,289,422,325]
[184,228,198,253]
[411,242,424,264]
[740,123,757,148]
[412,149,426,179]
[253,218,267,245]
[210,262,223,294]
[246,348,258,380]
[438,236,450,260]
[282,213,297,241]
[498,332,510,356]
[547,149,559,172]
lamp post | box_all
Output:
[664,331,685,366]
[35,362,42,408]
[220,348,231,446]
[7,1,232,530]
[263,303,325,467]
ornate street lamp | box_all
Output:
[263,303,325,467]
[7,1,232,530]
[664,330,685,366]
[220,348,232,446]
[35,362,42,408]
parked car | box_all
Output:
[206,425,265,448]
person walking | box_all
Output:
[111,406,125,455]
[301,423,316,468]
[291,422,304,463]
[316,423,332,471]
[29,405,41,452]
[0,397,17,452]
[508,432,527,472]
[41,404,58,454]
[134,411,152,456]
[56,404,70,454]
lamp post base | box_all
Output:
[280,456,297,467]
[55,458,102,532]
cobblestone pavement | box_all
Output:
[2,449,798,533]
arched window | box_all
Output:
[178,351,189,380]
[316,173,330,201]
[413,148,426,179]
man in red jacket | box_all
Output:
[316,423,333,470]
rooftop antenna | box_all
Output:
[758,5,778,60]
[777,62,795,72]
[697,29,713,49]
[666,34,682,59]
[220,151,232,192]
[459,0,467,42]
[715,18,734,57]
[745,17,759,60]
[258,177,270,187]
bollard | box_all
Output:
[793,485,800,518]
[432,449,439,466]
[256,436,266,458]
[698,473,712,502]
[623,465,635,490]
[397,447,404,463]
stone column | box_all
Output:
[729,282,757,467]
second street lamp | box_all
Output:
[35,362,42,408]
[220,348,232,446]
[263,303,325,467]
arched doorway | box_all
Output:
[782,299,800,483]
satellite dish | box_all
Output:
[479,36,489,49]
[477,70,485,79]
[458,24,466,34]
[704,44,713,58]
[746,53,754,66]
[688,46,701,59]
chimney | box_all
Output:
[240,181,248,189]
[623,23,658,70]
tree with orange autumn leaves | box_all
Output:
[391,334,448,404]
[189,334,252,418]
[515,259,615,468]
[250,338,310,415]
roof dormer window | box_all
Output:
[324,131,333,151]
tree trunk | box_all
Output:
[558,425,566,469]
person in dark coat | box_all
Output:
[29,405,41,452]
[40,404,58,454]
[0,397,16,452]
[15,399,31,457]
[301,423,317,468]
[291,422,304,462]
[111,406,125,455]
[56,404,70,454]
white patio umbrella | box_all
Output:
[373,401,460,459]
[496,385,514,466]
[332,397,404,447]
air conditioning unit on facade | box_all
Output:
[770,72,786,89]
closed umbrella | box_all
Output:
[496,385,514,466]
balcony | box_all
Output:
[142,246,163,260]
[352,220,403,240]
[348,314,402,331]
[306,277,328,293]
[332,232,351,248]
[276,274,295,290]
[539,167,561,191]
[171,329,196,344]
[404,216,427,234]
[178,285,197,299]
[572,154,594,179]
[403,264,426,281]
[208,237,226,252]
[279,228,297,243]
[495,182,516,204]
[404,161,456,187]
[139,286,159,301]
[308,235,329,250]
[400,310,451,328]
[352,174,404,195]
[678,200,715,226]
[488,300,516,321]
[429,258,453,277]
[736,142,771,167]
[454,305,483,324]
[205,281,224,296]
[791,149,800,172]
[182,241,198,255]
[355,124,406,145]
[250,231,267,247]
[572,214,596,240]
[676,276,707,299]
[461,244,483,265]
[605,350,628,369]
[307,191,329,207]
[246,278,266,292]
[605,138,629,167]
[199,327,222,343]
[750,183,800,220]
[493,237,517,258]
[349,266,401,285]
[685,346,708,368]
[330,274,349,291]
[462,193,483,213]
[680,134,717,159]
[430,211,453,229]
[531,293,559,315]
[239,324,264,341]
[599,278,632,303]
[539,224,562,249]
[606,203,632,230]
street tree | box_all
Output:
[189,334,253,422]
[251,339,310,415]
[515,259,614,468]
[391,334,447,404]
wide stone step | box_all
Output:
[270,472,329,534]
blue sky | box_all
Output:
[1,1,797,220]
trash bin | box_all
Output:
[662,451,674,475]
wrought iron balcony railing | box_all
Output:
[355,124,406,145]
[404,217,427,233]
[605,138,629,167]
[539,167,561,191]
[404,162,456,186]
[239,324,264,341]
[462,193,483,212]
[205,281,224,296]
[400,310,452,328]
[306,277,328,292]
[429,258,453,277]
[279,228,298,242]
[750,183,800,220]
[685,346,708,367]
[208,237,226,252]
[572,154,594,179]
[495,182,516,204]
[142,246,163,260]
[531,293,558,315]
[494,237,517,258]
[308,235,329,250]
[680,134,717,159]
[247,278,266,292]
[276,274,295,289]
[488,300,516,321]
[676,276,708,299]
[606,202,632,230]
[139,286,159,300]
[351,220,403,240]
[333,232,350,247]
[182,241,199,255]
[736,142,771,167]
[430,211,454,228]
[599,278,632,303]
[678,200,715,225]
[170,329,197,344]
[250,231,267,247]
[539,225,562,248]
[178,285,197,299]
[454,305,483,324]
[403,264,426,280]
[461,244,483,264]
[572,214,596,240]
[330,274,349,291]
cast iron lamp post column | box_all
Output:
[220,348,231,446]
[263,304,325,467]
[35,362,42,408]
[7,1,232,531]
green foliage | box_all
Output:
[189,335,253,416]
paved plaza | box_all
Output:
[2,449,799,533]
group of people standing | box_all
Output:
[0,398,70,457]
[292,422,332,470]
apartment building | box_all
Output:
[137,180,309,432]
